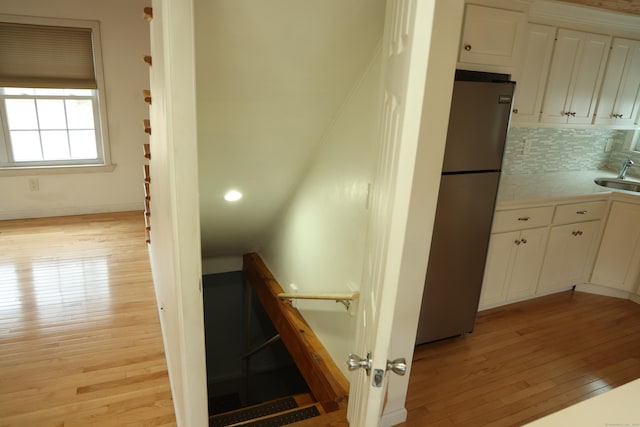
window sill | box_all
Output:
[0,163,116,177]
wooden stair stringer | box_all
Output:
[242,253,349,410]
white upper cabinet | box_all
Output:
[458,4,526,69]
[511,24,556,124]
[540,29,611,125]
[594,38,640,126]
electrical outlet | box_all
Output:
[28,178,39,192]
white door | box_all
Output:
[347,1,463,425]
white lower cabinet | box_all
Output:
[480,227,548,307]
[480,199,610,309]
[537,220,601,293]
[591,201,640,292]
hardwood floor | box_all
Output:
[0,212,176,427]
[403,290,640,426]
[3,213,639,427]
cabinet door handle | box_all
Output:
[515,239,521,245]
[521,238,527,244]
[464,44,472,51]
[576,210,587,214]
[517,217,530,221]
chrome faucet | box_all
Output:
[617,157,634,179]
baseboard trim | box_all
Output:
[575,283,631,300]
[0,203,143,220]
[381,408,408,427]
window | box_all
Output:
[1,88,103,165]
[0,16,110,169]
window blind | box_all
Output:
[0,22,96,89]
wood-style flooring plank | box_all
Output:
[0,212,176,427]
[403,291,640,426]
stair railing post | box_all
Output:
[244,276,252,404]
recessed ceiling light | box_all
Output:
[224,190,243,202]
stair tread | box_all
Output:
[210,394,314,426]
[227,404,321,427]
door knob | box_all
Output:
[386,358,407,376]
[347,353,371,375]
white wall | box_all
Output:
[192,0,385,258]
[147,0,208,426]
[0,0,149,219]
[261,51,382,378]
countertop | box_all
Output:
[496,169,640,207]
[523,378,640,426]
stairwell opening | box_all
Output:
[202,271,310,417]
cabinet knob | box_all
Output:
[521,238,527,244]
[515,239,521,245]
[464,44,472,51]
[512,108,519,114]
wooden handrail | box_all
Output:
[243,253,349,410]
[278,292,358,301]
[278,292,359,310]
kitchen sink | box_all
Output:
[594,177,640,192]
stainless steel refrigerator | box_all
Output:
[415,70,515,345]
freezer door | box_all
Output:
[442,80,514,173]
[415,172,500,345]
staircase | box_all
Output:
[209,393,327,426]
[209,253,352,427]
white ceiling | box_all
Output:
[194,0,386,257]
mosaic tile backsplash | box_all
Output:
[502,127,631,175]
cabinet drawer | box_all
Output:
[492,206,553,233]
[553,201,606,224]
